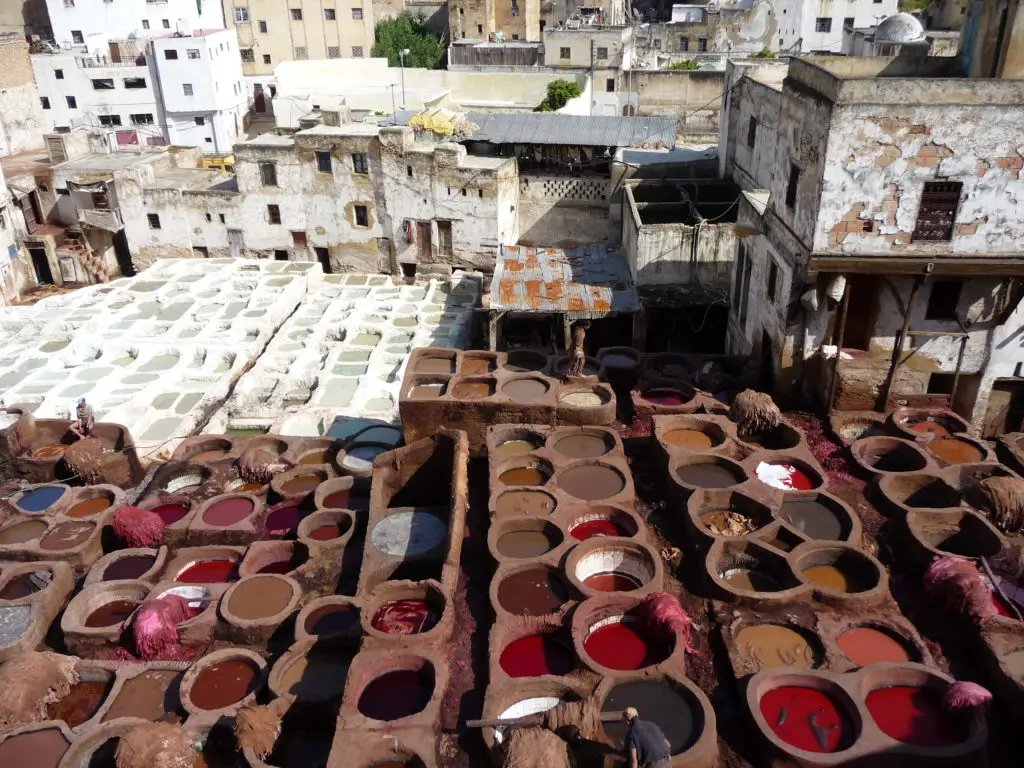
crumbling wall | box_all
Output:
[0,35,46,155]
[723,75,781,189]
[632,70,725,141]
[517,174,609,248]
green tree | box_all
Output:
[372,12,446,70]
[899,0,931,11]
[667,59,700,70]
[535,79,583,112]
[751,47,775,59]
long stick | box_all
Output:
[980,555,1024,622]
[466,710,626,730]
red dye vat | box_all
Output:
[184,603,208,621]
[583,572,643,592]
[308,524,342,541]
[176,559,238,583]
[499,635,575,677]
[256,560,292,575]
[571,519,626,540]
[584,621,665,671]
[153,504,189,525]
[991,590,1018,619]
[264,505,301,538]
[865,686,965,747]
[759,686,853,753]
[202,498,253,527]
[370,599,439,634]
[642,389,685,406]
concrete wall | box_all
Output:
[630,69,724,140]
[517,174,608,248]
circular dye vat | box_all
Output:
[0,727,70,768]
[495,489,556,516]
[371,599,440,634]
[494,438,542,457]
[865,686,965,747]
[756,461,817,491]
[65,497,113,518]
[497,527,559,558]
[803,564,862,593]
[642,389,687,406]
[371,510,447,557]
[308,521,349,541]
[190,659,259,710]
[279,474,322,496]
[31,444,68,460]
[560,391,605,407]
[84,599,137,628]
[675,462,743,488]
[837,627,913,666]
[190,449,229,463]
[601,353,637,369]
[357,669,434,721]
[298,449,332,466]
[227,575,294,620]
[501,378,549,401]
[235,482,265,493]
[152,503,190,525]
[452,381,493,399]
[571,517,629,540]
[584,620,668,671]
[928,438,984,465]
[0,520,47,545]
[499,466,548,486]
[499,635,575,677]
[202,497,254,527]
[736,624,817,669]
[558,464,625,501]
[321,489,370,511]
[759,686,853,753]
[0,571,48,599]
[721,567,785,592]
[103,554,157,581]
[603,680,696,753]
[342,444,388,471]
[264,505,302,537]
[664,429,714,450]
[304,604,358,636]
[779,499,844,541]
[554,433,611,459]
[497,568,569,616]
[906,418,951,438]
[16,485,66,512]
[277,649,352,700]
[38,521,94,551]
[47,679,110,726]
[176,559,238,583]
[583,571,644,592]
[256,559,292,575]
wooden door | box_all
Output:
[19,194,38,232]
[108,42,121,63]
[417,221,432,260]
[842,275,878,351]
[253,84,266,113]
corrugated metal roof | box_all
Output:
[491,244,639,318]
[386,110,677,148]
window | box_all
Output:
[194,247,209,258]
[325,8,336,19]
[606,78,615,92]
[258,20,267,33]
[352,46,363,57]
[64,0,74,6]
[131,113,154,124]
[123,77,146,89]
[182,83,193,95]
[315,247,331,273]
[66,96,77,108]
[269,85,276,96]
[259,162,278,186]
[294,46,307,59]
[815,17,832,33]
[596,46,608,59]
[263,54,271,64]
[290,8,302,20]
[560,46,571,59]
[292,231,307,246]
[316,150,332,173]
[267,204,281,224]
[328,46,340,58]
[747,116,757,148]
[679,36,689,51]
[352,153,369,174]
[913,181,962,242]
[187,48,200,59]
[274,250,288,260]
[733,243,747,312]
[234,6,249,22]
[511,0,519,16]
[512,34,519,40]
[162,18,170,28]
[844,17,854,29]
[205,213,212,222]
[98,114,122,126]
[71,31,83,44]
[164,49,178,60]
[219,214,225,223]
[351,7,363,19]
[653,39,662,49]
[406,165,412,177]
[785,163,799,209]
[477,24,483,34]
[40,97,50,109]
[92,78,115,90]
[697,38,707,52]
[142,20,149,29]
[147,213,161,229]
[55,69,64,79]
[767,259,778,302]
[925,280,963,320]
[194,116,205,125]
[437,221,452,256]
[240,48,255,62]
[354,204,369,227]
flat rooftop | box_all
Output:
[54,150,171,174]
[145,167,236,192]
[298,123,383,138]
[0,150,53,182]
[236,134,297,149]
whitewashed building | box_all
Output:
[44,0,225,49]
[774,0,899,53]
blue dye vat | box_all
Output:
[18,485,67,512]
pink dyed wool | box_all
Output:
[131,595,191,660]
[924,556,998,624]
[637,592,697,654]
[943,681,992,719]
[113,506,165,548]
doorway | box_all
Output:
[113,230,135,276]
[982,380,1024,438]
[760,329,775,390]
[253,84,266,113]
[417,222,432,260]
[842,275,879,351]
[19,193,40,233]
[28,245,53,284]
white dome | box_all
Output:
[875,12,925,43]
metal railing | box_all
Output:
[77,55,147,68]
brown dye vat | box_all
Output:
[558,465,624,500]
[0,520,47,545]
[416,357,455,374]
[499,467,547,486]
[48,679,111,726]
[803,564,860,593]
[236,482,265,493]
[323,489,370,511]
[778,499,844,541]
[85,599,137,627]
[721,568,783,592]
[451,381,493,399]
[408,383,446,400]
[497,529,558,558]
[602,680,696,754]
[0,570,48,599]
[495,490,556,516]
[676,463,743,488]
[32,444,69,460]
[299,450,331,465]
[497,568,569,616]
[65,497,113,518]
[501,378,548,400]
[928,438,984,464]
[103,555,157,580]
[203,497,254,526]
[461,357,494,375]
[664,429,714,450]
[837,627,913,666]
[280,474,321,495]
[305,604,358,636]
[102,670,180,722]
[554,433,611,458]
[38,521,93,550]
[190,660,258,710]
[700,510,760,537]
[278,650,351,699]
[228,576,293,620]
[583,572,644,592]
[494,439,542,457]
[0,727,70,768]
[736,624,816,669]
[191,449,229,462]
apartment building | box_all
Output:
[222,0,375,77]
[44,0,224,47]
[774,0,899,53]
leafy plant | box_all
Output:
[751,47,775,59]
[667,59,700,71]
[899,0,931,11]
[535,79,583,112]
[371,12,446,70]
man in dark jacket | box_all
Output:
[623,707,671,768]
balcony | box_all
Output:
[77,54,147,68]
[78,208,123,232]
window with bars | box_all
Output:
[328,46,340,58]
[815,17,832,32]
[325,8,336,19]
[258,20,267,32]
[182,83,193,95]
[697,38,707,52]
[98,115,122,126]
[596,46,608,59]
[913,181,962,242]
[560,46,570,59]
[352,153,369,174]
[240,48,254,62]
[316,151,332,173]
[352,46,363,57]
[187,49,200,59]
[260,162,278,186]
[234,6,249,22]
[267,204,281,224]
[147,213,161,229]
[291,8,302,20]
[680,36,689,51]
[294,46,307,59]
[352,7,363,19]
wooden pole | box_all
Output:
[879,276,923,411]
[466,711,626,730]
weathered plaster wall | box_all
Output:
[517,174,609,248]
[631,70,723,140]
